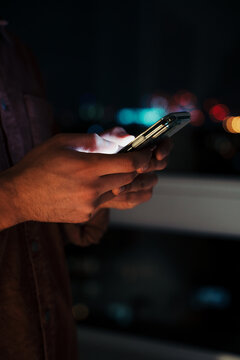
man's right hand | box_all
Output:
[0,133,152,230]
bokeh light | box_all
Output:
[149,95,168,110]
[191,286,231,310]
[138,108,167,126]
[173,90,197,109]
[189,109,205,126]
[117,108,167,126]
[209,104,229,122]
[72,303,90,321]
[224,116,240,133]
[107,302,133,326]
[79,91,233,131]
[117,109,138,125]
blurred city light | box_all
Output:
[173,90,197,108]
[117,109,138,125]
[191,286,231,310]
[107,302,133,326]
[117,108,167,126]
[149,95,168,109]
[209,104,229,122]
[72,303,90,321]
[117,90,205,127]
[78,91,236,131]
[224,116,240,133]
[139,108,167,126]
[189,109,205,126]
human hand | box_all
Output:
[99,172,158,209]
[100,126,172,172]
[98,127,172,210]
[0,133,152,229]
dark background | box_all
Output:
[2,1,240,357]
[2,0,240,175]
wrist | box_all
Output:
[0,169,26,231]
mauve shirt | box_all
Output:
[0,23,108,359]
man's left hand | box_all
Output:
[99,127,172,210]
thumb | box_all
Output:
[61,133,120,154]
[101,126,135,147]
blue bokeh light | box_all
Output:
[117,107,167,127]
[107,302,133,326]
[191,286,231,310]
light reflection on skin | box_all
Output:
[73,132,135,154]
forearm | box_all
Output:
[0,170,22,231]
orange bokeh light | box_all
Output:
[223,116,240,133]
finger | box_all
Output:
[125,189,153,206]
[144,158,168,172]
[123,173,158,193]
[93,149,152,175]
[100,189,153,210]
[56,133,119,154]
[154,138,173,161]
[57,133,152,175]
[99,172,138,194]
[94,190,117,208]
[101,127,135,147]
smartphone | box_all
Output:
[118,111,191,153]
